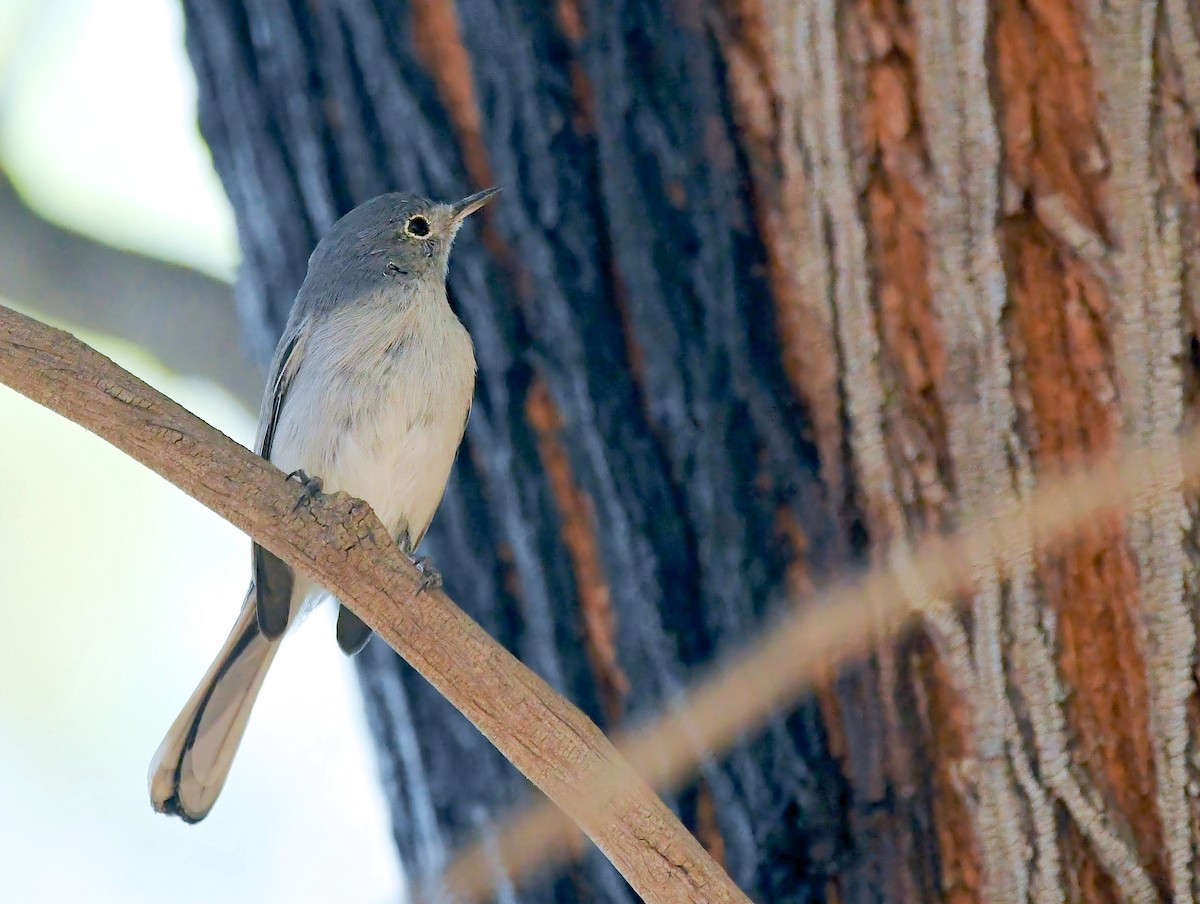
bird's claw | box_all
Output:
[397,529,441,590]
[408,554,443,591]
[287,469,324,510]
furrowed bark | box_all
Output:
[183,1,844,900]
[176,0,1200,900]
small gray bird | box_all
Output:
[149,188,497,822]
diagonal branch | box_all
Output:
[440,430,1200,901]
[0,170,262,409]
[0,303,749,904]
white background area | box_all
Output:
[0,1,404,901]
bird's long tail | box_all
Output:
[148,590,279,822]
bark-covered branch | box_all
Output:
[6,225,1200,902]
[0,302,747,904]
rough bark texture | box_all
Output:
[181,0,1200,901]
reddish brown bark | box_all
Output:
[527,379,630,723]
[1005,220,1162,887]
[180,0,1200,898]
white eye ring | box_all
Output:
[405,215,431,238]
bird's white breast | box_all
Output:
[268,284,476,551]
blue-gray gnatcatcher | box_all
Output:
[149,188,499,822]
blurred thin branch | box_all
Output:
[0,169,260,408]
[437,430,1198,901]
[0,303,748,904]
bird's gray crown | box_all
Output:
[293,189,499,316]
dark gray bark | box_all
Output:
[182,2,852,900]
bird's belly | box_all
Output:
[268,338,472,545]
[265,305,474,620]
[326,407,464,543]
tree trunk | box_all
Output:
[181,0,1200,901]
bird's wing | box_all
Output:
[255,324,306,459]
[253,322,309,639]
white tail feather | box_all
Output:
[149,595,279,822]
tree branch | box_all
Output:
[0,171,261,409]
[439,429,1200,901]
[0,302,748,904]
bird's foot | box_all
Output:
[408,554,443,591]
[397,528,441,591]
[287,469,324,510]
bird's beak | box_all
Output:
[449,187,502,224]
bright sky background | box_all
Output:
[0,1,403,901]
[0,0,237,277]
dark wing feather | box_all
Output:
[253,326,307,639]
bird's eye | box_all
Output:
[405,215,431,238]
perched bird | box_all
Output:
[149,188,497,822]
